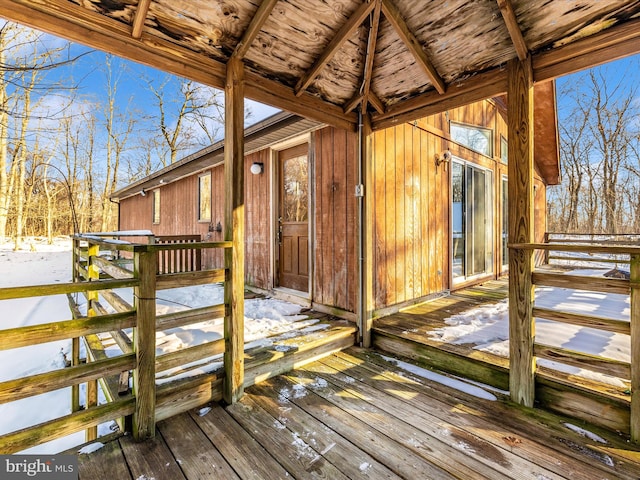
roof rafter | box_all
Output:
[372,67,508,130]
[294,0,377,97]
[381,0,446,94]
[496,0,528,61]
[367,91,385,115]
[231,0,279,60]
[344,0,383,114]
[131,0,151,39]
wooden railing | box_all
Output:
[0,234,231,453]
[154,235,202,274]
[509,241,640,442]
[544,232,640,267]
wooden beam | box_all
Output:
[224,57,245,405]
[359,0,383,113]
[532,307,630,335]
[381,0,446,94]
[367,91,385,115]
[534,343,630,380]
[533,16,640,83]
[131,0,151,39]
[372,67,507,130]
[362,112,374,348]
[245,71,358,131]
[295,0,376,96]
[344,93,364,114]
[496,0,528,61]
[0,0,227,89]
[507,56,535,409]
[231,0,279,60]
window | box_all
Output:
[450,122,493,157]
[199,173,211,221]
[500,135,508,164]
[152,189,160,224]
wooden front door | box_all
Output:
[278,144,309,292]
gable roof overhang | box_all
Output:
[110,111,321,201]
[1,0,639,136]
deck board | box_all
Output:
[157,412,240,480]
[76,347,640,479]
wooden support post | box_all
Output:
[71,238,81,415]
[224,56,245,404]
[361,111,374,348]
[132,248,156,440]
[543,232,549,264]
[71,337,80,413]
[630,254,640,442]
[507,57,536,408]
[85,243,99,440]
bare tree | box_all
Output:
[551,60,640,234]
[100,55,135,231]
[147,76,225,165]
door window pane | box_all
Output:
[282,155,308,222]
[452,162,465,279]
[199,173,211,221]
[152,189,160,224]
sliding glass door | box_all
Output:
[451,159,494,283]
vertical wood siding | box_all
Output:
[313,127,358,313]
[372,121,449,310]
[245,150,271,289]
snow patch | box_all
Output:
[380,355,497,401]
[563,423,608,444]
[78,442,104,454]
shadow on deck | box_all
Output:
[75,347,640,479]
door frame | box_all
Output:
[270,135,313,299]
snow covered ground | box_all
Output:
[0,236,320,454]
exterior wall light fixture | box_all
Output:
[435,150,451,167]
[250,162,264,175]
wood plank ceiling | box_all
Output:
[1,0,640,131]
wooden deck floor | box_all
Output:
[372,279,511,386]
[77,347,640,479]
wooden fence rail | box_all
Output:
[544,232,640,267]
[0,234,233,453]
[510,241,640,442]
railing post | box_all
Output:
[630,254,640,442]
[543,232,549,265]
[71,236,80,416]
[132,247,156,440]
[85,242,100,440]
